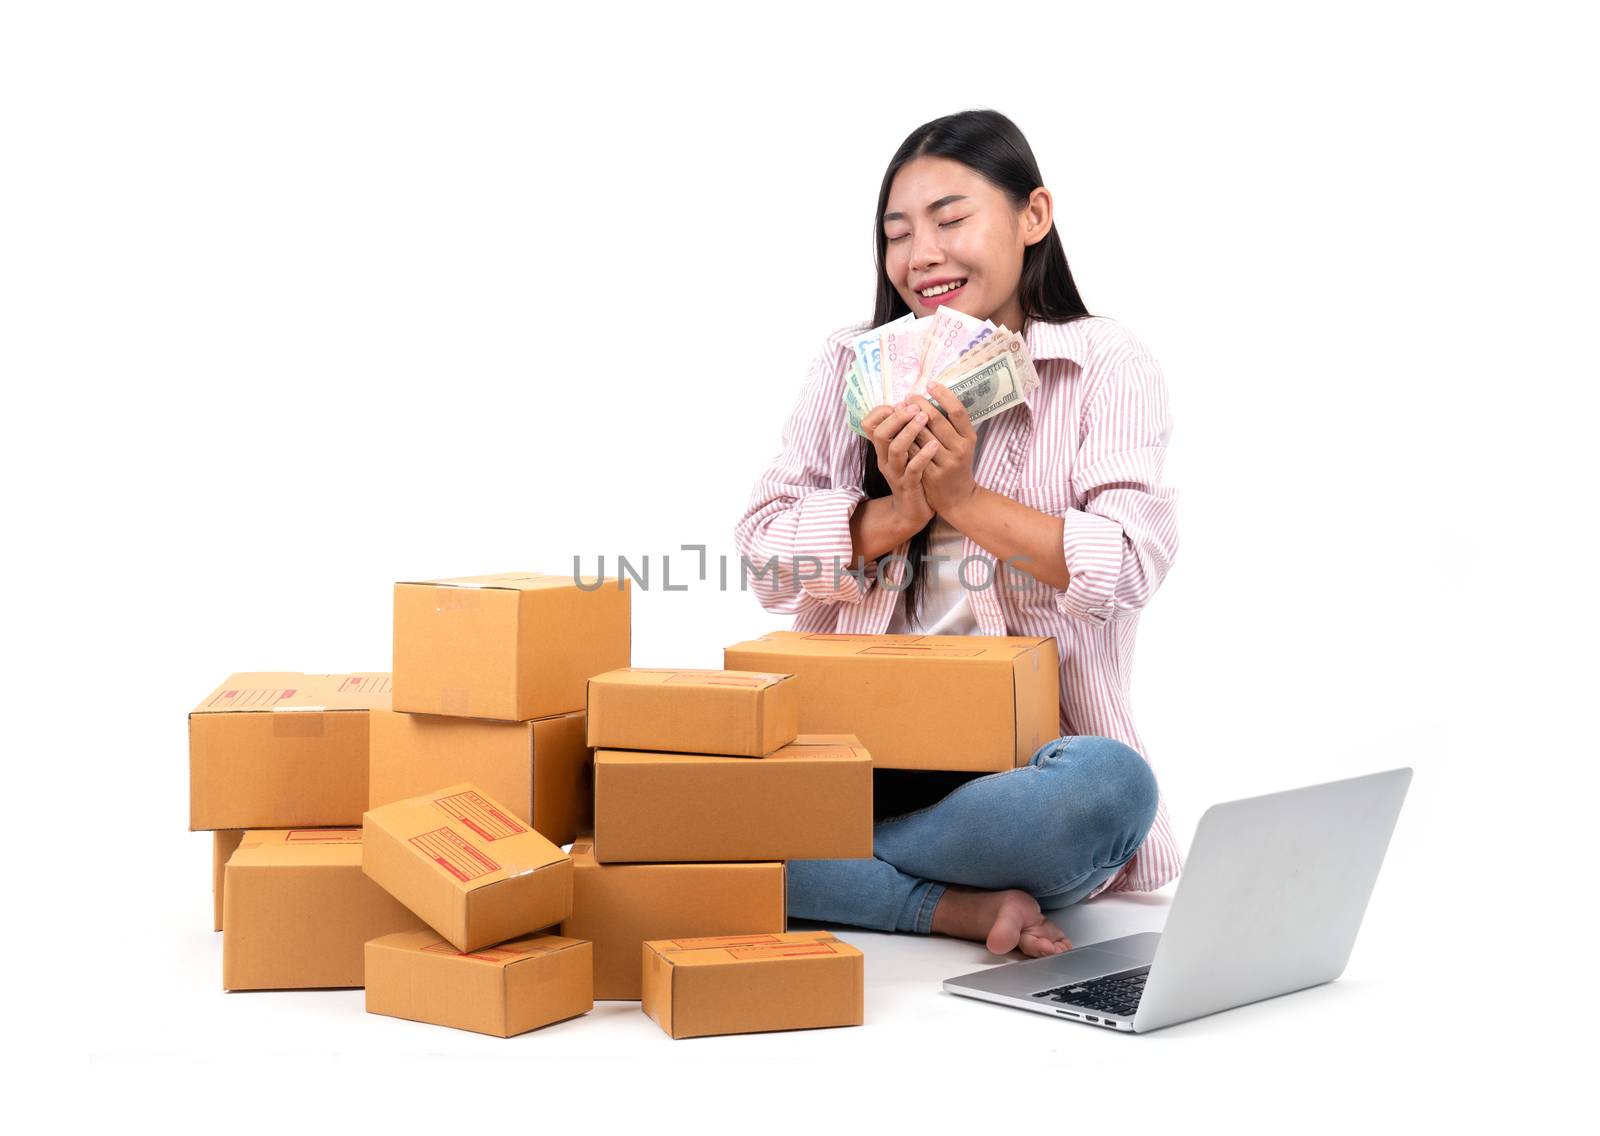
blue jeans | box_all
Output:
[787,735,1161,934]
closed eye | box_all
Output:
[886,218,967,242]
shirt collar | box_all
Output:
[1023,316,1093,365]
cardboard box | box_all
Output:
[592,734,873,863]
[211,829,244,931]
[586,668,800,756]
[641,931,863,1039]
[362,782,573,952]
[369,708,592,845]
[365,929,594,1037]
[222,829,427,990]
[393,572,630,721]
[189,672,391,829]
[724,631,1061,772]
[560,837,786,1000]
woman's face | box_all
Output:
[882,154,1052,329]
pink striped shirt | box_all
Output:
[733,315,1182,899]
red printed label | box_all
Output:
[410,827,499,882]
[209,687,295,708]
[338,675,392,694]
[664,672,770,687]
[856,645,984,658]
[667,933,787,950]
[777,746,855,761]
[433,790,527,841]
[726,943,840,960]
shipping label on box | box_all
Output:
[641,931,864,1039]
[365,928,594,1037]
[560,837,786,1000]
[392,572,630,721]
[592,734,873,863]
[189,672,391,829]
[368,708,592,845]
[724,631,1061,772]
[222,828,426,990]
[586,668,799,756]
[362,782,572,952]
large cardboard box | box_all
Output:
[560,837,786,1000]
[365,929,594,1037]
[592,734,873,863]
[222,829,427,990]
[641,931,864,1039]
[724,631,1061,772]
[368,709,592,845]
[362,782,573,952]
[586,668,800,756]
[393,572,630,721]
[211,829,244,931]
[190,672,391,829]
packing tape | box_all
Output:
[434,586,479,613]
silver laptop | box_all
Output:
[943,766,1411,1032]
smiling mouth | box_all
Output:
[917,278,968,300]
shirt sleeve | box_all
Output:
[733,339,876,615]
[1055,352,1179,625]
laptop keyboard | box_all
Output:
[1034,969,1149,1018]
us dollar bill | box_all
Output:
[933,351,1026,426]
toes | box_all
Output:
[1018,917,1073,957]
[1019,928,1071,957]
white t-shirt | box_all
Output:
[885,420,992,635]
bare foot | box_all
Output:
[929,886,1073,957]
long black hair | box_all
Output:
[863,108,1094,626]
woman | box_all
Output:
[733,109,1182,959]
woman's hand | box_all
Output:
[908,382,979,517]
[862,401,937,534]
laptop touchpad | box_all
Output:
[1042,948,1141,980]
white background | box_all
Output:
[6,0,1594,1126]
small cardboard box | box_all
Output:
[560,837,786,1000]
[211,829,244,931]
[586,668,800,756]
[724,631,1061,772]
[365,929,594,1037]
[190,672,391,829]
[641,931,864,1039]
[222,829,427,990]
[393,572,630,721]
[362,782,573,952]
[592,734,873,863]
[369,708,592,845]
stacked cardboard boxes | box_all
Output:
[190,568,1061,1040]
[350,572,630,1033]
[187,672,430,987]
[361,780,593,1036]
[576,667,870,1032]
[375,572,633,844]
[569,668,870,1024]
[191,572,629,1029]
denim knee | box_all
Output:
[1033,735,1160,862]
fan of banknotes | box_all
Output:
[842,306,1040,439]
